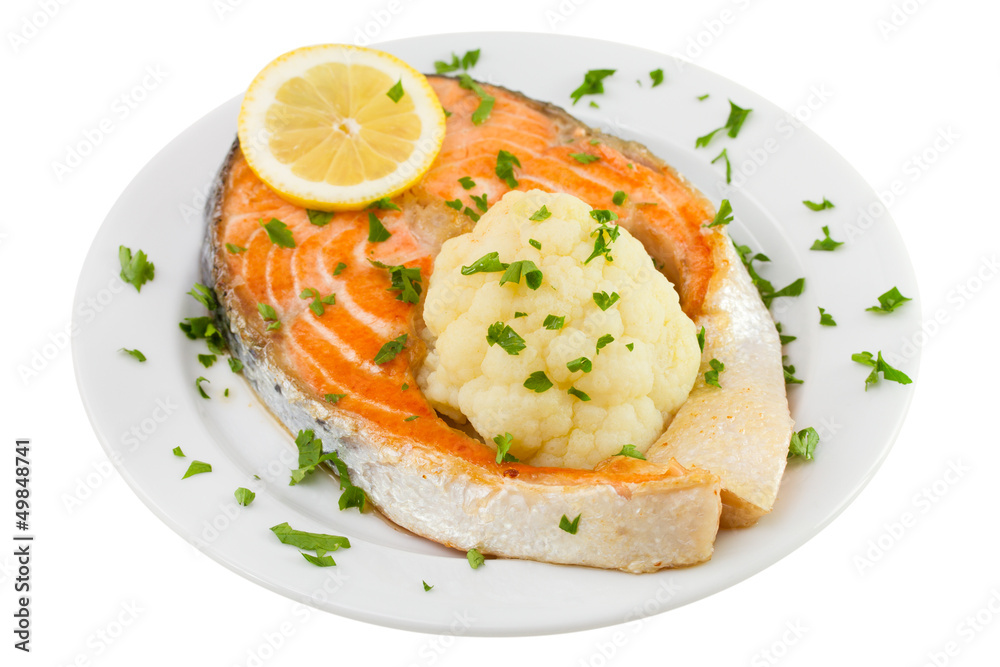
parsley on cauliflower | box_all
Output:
[418,190,700,469]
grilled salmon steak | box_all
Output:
[203,75,793,572]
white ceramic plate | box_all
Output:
[73,32,920,636]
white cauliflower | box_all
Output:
[418,190,700,469]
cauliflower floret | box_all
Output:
[417,190,700,469]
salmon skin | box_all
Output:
[203,75,791,571]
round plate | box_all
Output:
[72,32,920,636]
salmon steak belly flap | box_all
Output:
[203,75,792,572]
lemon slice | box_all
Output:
[238,44,447,210]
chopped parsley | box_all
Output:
[179,316,226,354]
[306,209,334,227]
[867,286,911,313]
[810,225,844,251]
[467,548,485,569]
[615,444,646,460]
[569,152,600,164]
[586,210,621,263]
[559,514,581,534]
[224,388,229,397]
[422,581,434,592]
[445,198,463,211]
[288,430,367,510]
[704,358,725,388]
[228,357,243,373]
[457,74,495,125]
[270,522,350,566]
[592,291,620,311]
[463,206,481,222]
[775,322,796,345]
[404,415,420,422]
[803,198,835,211]
[514,311,527,318]
[625,342,634,352]
[570,69,616,105]
[697,93,710,101]
[333,262,347,276]
[788,427,820,460]
[182,460,212,478]
[733,239,807,309]
[198,354,216,368]
[299,287,336,316]
[172,446,185,457]
[852,351,912,390]
[567,387,591,401]
[195,376,211,399]
[461,251,508,275]
[612,190,627,206]
[543,314,565,330]
[368,197,401,211]
[697,326,706,352]
[495,150,521,188]
[119,347,146,362]
[783,356,803,385]
[523,371,553,393]
[374,334,408,364]
[458,176,476,190]
[818,307,837,326]
[486,322,526,355]
[595,334,614,354]
[695,100,753,148]
[369,260,423,304]
[367,212,392,243]
[529,239,542,250]
[492,432,518,463]
[471,192,488,212]
[257,302,281,330]
[118,246,155,292]
[225,243,247,254]
[705,199,733,228]
[235,487,255,506]
[649,68,664,87]
[386,79,404,103]
[712,148,732,184]
[499,260,543,290]
[434,49,480,73]
[567,357,593,373]
[188,283,219,311]
[260,217,295,248]
[529,205,551,222]
[324,393,346,403]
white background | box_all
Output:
[2,0,998,665]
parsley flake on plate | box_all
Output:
[529,239,542,250]
[867,286,911,313]
[818,307,837,326]
[567,356,593,373]
[567,387,591,401]
[705,199,733,228]
[182,460,212,478]
[225,243,247,254]
[325,393,346,403]
[119,347,146,362]
[257,302,281,330]
[457,74,496,125]
[198,354,216,368]
[783,356,804,385]
[234,487,255,506]
[612,190,627,206]
[172,446,185,457]
[529,205,551,222]
[570,69,615,105]
[810,225,844,251]
[649,68,664,87]
[569,152,600,164]
[458,176,476,190]
[118,245,155,292]
[195,376,211,399]
[697,326,706,352]
[852,351,912,390]
[492,432,518,463]
[595,334,614,354]
[423,581,434,592]
[788,427,820,460]
[299,287,336,316]
[803,197,835,211]
[467,548,485,569]
[499,260,543,290]
[461,251,508,275]
[712,148,732,184]
[695,100,753,147]
[543,314,565,330]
